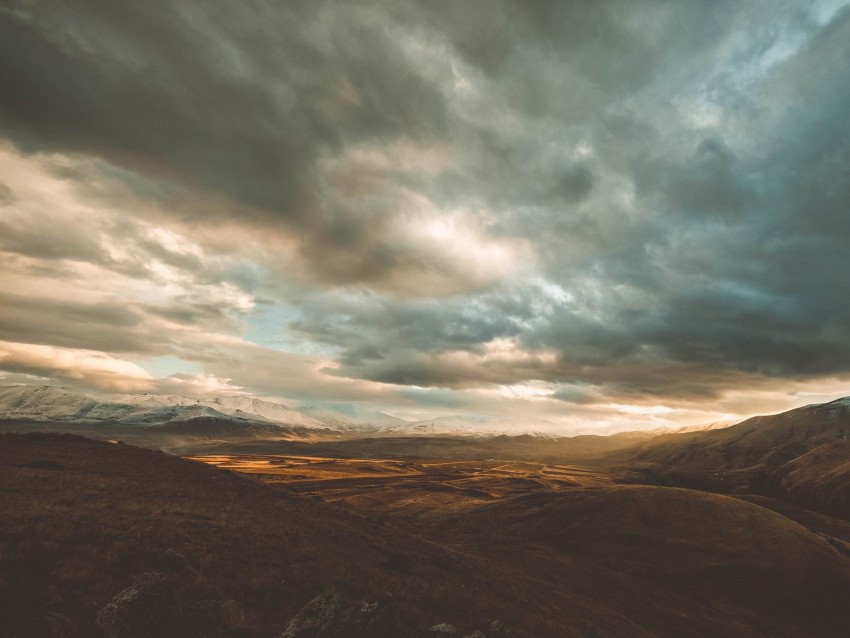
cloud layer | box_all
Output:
[1,0,849,430]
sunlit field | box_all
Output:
[188,454,619,519]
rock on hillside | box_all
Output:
[278,592,394,638]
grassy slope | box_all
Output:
[0,433,551,637]
[4,433,850,637]
[408,486,850,638]
[768,441,850,519]
[614,402,850,497]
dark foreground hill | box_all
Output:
[423,487,850,638]
[0,433,535,637]
[4,434,850,637]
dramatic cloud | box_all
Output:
[0,341,155,392]
[1,0,849,431]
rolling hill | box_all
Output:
[0,433,540,637]
[766,440,850,520]
[622,397,850,490]
[425,486,850,638]
[4,433,850,637]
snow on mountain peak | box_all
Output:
[0,385,416,431]
[0,385,562,435]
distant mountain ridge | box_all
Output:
[623,395,850,506]
[0,385,396,430]
[631,396,850,471]
[5,385,850,445]
[0,385,559,435]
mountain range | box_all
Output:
[0,384,563,435]
[4,385,850,473]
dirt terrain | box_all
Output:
[186,452,850,638]
[5,434,850,637]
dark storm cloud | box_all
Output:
[291,292,525,361]
[287,284,771,401]
[636,139,754,218]
[0,287,242,356]
[0,182,15,205]
[2,0,850,406]
[552,165,595,204]
[146,300,240,330]
[0,215,107,262]
[0,0,453,287]
[291,0,850,396]
[0,291,153,353]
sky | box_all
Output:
[1,0,850,433]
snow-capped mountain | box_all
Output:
[303,404,409,427]
[0,385,132,422]
[0,385,318,428]
[112,393,331,428]
[0,385,413,431]
[0,385,561,435]
[400,414,562,436]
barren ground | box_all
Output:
[6,435,850,638]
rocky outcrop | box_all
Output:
[427,624,457,635]
[425,619,510,637]
[279,594,342,638]
[278,592,393,638]
[95,572,179,638]
[95,572,246,638]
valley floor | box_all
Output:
[188,455,611,513]
[189,453,850,638]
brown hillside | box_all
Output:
[622,399,850,491]
[0,433,563,637]
[5,433,850,637]
[768,440,850,520]
[425,486,850,638]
